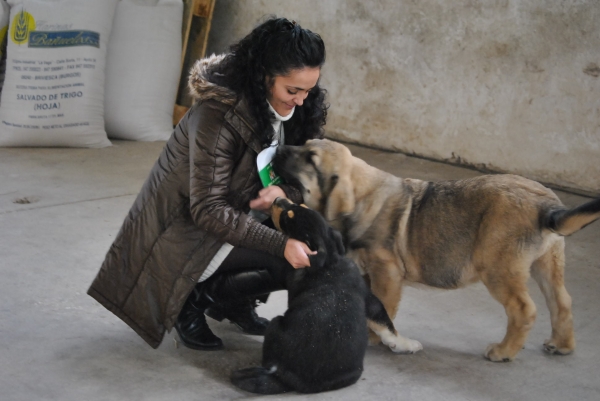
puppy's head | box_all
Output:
[272,139,356,221]
[271,197,345,269]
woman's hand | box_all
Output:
[249,185,287,212]
[284,238,317,269]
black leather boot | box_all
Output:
[175,267,286,349]
[205,298,270,335]
[204,268,285,336]
[174,286,223,351]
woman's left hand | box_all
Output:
[249,185,287,212]
[284,238,316,268]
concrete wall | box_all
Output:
[206,0,600,195]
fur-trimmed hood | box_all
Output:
[187,54,237,105]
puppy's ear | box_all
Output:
[329,227,345,255]
[308,251,327,269]
[325,174,355,221]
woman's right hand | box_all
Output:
[284,238,317,269]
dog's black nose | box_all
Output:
[274,145,291,157]
[273,197,293,208]
[272,146,292,172]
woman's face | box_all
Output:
[267,67,321,116]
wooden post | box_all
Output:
[173,0,215,126]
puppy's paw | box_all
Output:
[543,338,575,355]
[381,332,423,354]
[484,343,514,362]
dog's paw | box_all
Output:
[381,333,423,354]
[484,343,514,362]
[543,338,575,355]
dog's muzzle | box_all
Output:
[270,197,294,230]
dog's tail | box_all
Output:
[544,197,600,236]
[231,366,291,395]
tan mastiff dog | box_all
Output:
[272,139,600,362]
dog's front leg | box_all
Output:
[365,292,422,354]
[365,249,422,354]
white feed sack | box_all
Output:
[0,0,118,148]
[0,1,8,45]
[0,0,10,97]
[104,0,183,141]
[0,0,10,96]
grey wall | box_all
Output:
[206,0,600,195]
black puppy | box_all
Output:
[231,198,405,394]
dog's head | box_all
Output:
[271,197,345,269]
[272,139,356,222]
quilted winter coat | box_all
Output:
[87,55,317,348]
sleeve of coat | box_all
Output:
[187,102,288,258]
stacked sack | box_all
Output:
[0,0,9,96]
[0,0,183,148]
[104,0,182,142]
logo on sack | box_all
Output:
[11,9,35,45]
[10,8,99,48]
[28,31,100,48]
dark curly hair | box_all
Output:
[212,17,328,147]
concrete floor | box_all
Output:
[1,140,599,401]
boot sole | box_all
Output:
[231,322,266,336]
[204,308,225,322]
[205,309,266,336]
[174,334,224,351]
[173,323,224,351]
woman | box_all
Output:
[87,17,327,350]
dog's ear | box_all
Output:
[308,250,327,269]
[325,174,355,221]
[329,226,345,255]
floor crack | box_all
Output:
[0,193,136,215]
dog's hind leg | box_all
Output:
[480,262,537,362]
[366,292,423,354]
[531,239,575,355]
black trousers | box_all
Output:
[204,219,295,303]
[217,247,294,287]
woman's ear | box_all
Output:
[308,249,327,269]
